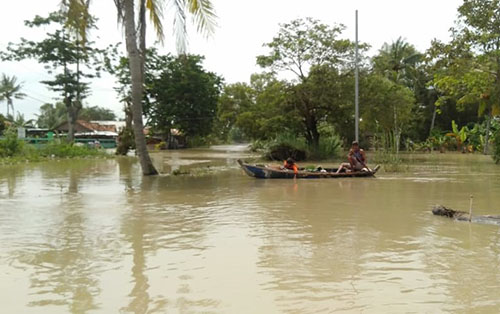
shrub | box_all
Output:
[187,135,211,148]
[493,130,500,164]
[308,135,342,160]
[264,133,308,161]
[0,129,25,157]
[155,141,167,150]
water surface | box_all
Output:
[1,150,500,313]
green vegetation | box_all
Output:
[1,11,101,141]
[0,129,107,164]
[0,74,26,119]
[3,0,500,171]
[493,130,500,164]
[144,51,222,141]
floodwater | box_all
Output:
[1,147,500,313]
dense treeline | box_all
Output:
[214,8,500,160]
[2,0,500,165]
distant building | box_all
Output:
[54,120,120,138]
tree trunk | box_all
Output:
[484,112,492,155]
[123,0,158,175]
[429,104,437,137]
[305,117,320,148]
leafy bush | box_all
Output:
[0,132,107,163]
[0,129,25,157]
[308,135,342,160]
[187,135,212,148]
[493,130,500,164]
[264,133,308,161]
[155,141,167,150]
[372,151,409,172]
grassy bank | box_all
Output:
[0,132,109,165]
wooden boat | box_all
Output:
[237,159,380,179]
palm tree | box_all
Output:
[372,37,422,87]
[64,0,216,175]
[0,74,26,119]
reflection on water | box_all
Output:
[1,152,500,313]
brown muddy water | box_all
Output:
[1,147,500,313]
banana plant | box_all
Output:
[446,120,469,151]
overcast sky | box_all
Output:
[0,0,463,121]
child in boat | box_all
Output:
[336,141,368,173]
[282,158,298,174]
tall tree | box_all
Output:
[372,37,422,87]
[429,0,500,154]
[65,0,217,175]
[1,10,98,141]
[36,102,67,129]
[79,106,117,121]
[371,38,422,148]
[0,74,26,119]
[144,52,222,140]
[257,18,363,147]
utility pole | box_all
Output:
[355,10,359,142]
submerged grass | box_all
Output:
[372,151,410,173]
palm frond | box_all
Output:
[186,0,217,37]
[114,0,125,25]
[61,0,92,45]
[145,0,165,42]
[171,0,188,53]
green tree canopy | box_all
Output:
[1,10,100,141]
[144,52,222,138]
[256,17,365,146]
[79,106,117,121]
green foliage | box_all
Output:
[493,129,500,164]
[155,141,167,150]
[256,17,361,80]
[0,135,106,163]
[79,106,117,121]
[360,74,415,152]
[372,151,408,173]
[0,129,25,157]
[0,114,6,134]
[263,133,308,161]
[215,82,254,141]
[256,18,366,146]
[230,73,300,141]
[115,124,135,156]
[0,74,26,117]
[309,135,342,160]
[143,51,222,138]
[186,135,212,148]
[259,128,341,161]
[1,11,103,140]
[36,102,67,128]
[38,141,104,158]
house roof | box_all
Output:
[77,120,117,133]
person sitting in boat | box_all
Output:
[336,141,368,173]
[282,157,298,174]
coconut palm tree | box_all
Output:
[0,74,26,119]
[372,37,422,87]
[64,0,216,175]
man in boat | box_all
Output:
[336,141,368,173]
[282,157,298,175]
